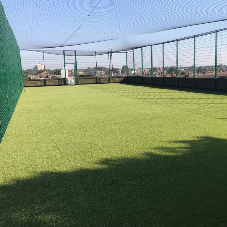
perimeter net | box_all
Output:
[0,2,23,143]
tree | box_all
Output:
[153,67,158,72]
[23,72,28,79]
[122,65,127,74]
[167,66,176,75]
[179,70,186,76]
[93,67,109,74]
[113,68,119,73]
[52,69,61,75]
[217,64,226,71]
[196,66,204,74]
[84,67,93,75]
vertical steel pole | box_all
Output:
[108,52,111,83]
[133,49,136,78]
[215,31,218,80]
[95,51,98,83]
[163,43,165,78]
[108,51,111,77]
[193,36,196,88]
[126,51,128,77]
[176,40,179,86]
[151,46,153,77]
[194,36,196,79]
[110,48,113,77]
[141,47,144,77]
[176,40,179,79]
[63,50,66,85]
[74,51,78,85]
[95,51,97,68]
[74,53,76,85]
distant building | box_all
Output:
[29,74,40,79]
[129,69,142,75]
[33,64,45,71]
[78,70,84,75]
[40,71,48,78]
[96,70,105,76]
[61,67,68,78]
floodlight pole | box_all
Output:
[151,46,153,78]
[74,51,78,85]
[215,31,218,80]
[133,49,136,78]
[63,50,66,85]
[163,43,165,78]
[141,47,144,78]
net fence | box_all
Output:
[121,30,227,80]
[21,29,227,85]
[0,2,23,143]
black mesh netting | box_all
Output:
[1,0,227,55]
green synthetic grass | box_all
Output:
[0,84,227,227]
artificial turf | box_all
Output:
[0,83,227,227]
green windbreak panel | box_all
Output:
[0,2,23,143]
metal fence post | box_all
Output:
[193,36,196,88]
[95,51,97,68]
[74,51,78,85]
[176,40,179,86]
[108,52,111,83]
[133,49,136,80]
[141,47,144,78]
[215,31,218,80]
[108,51,111,77]
[151,46,153,78]
[126,51,129,78]
[63,50,66,85]
[215,31,218,89]
[163,43,165,78]
[95,51,98,83]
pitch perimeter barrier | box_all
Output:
[24,76,227,91]
[0,2,23,143]
[123,76,227,91]
[23,77,126,87]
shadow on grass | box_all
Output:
[0,137,227,227]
